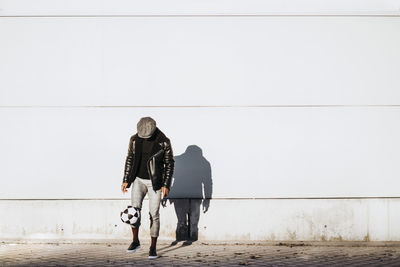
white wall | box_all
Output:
[1,0,400,16]
[1,17,400,106]
[1,0,400,240]
[1,107,400,199]
[2,199,400,241]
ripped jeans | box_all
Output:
[130,177,162,237]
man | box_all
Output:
[121,117,175,259]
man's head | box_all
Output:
[137,117,157,139]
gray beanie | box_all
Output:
[137,117,157,138]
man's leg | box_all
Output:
[130,177,148,242]
[146,181,162,252]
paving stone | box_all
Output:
[1,241,400,266]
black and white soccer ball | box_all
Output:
[120,205,141,227]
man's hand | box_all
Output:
[121,182,128,193]
[161,187,169,199]
[202,199,210,213]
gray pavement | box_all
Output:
[2,240,400,266]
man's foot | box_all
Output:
[149,247,158,259]
[126,241,140,253]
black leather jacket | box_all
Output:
[122,128,175,191]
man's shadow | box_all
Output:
[162,145,212,243]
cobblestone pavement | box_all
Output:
[2,240,400,266]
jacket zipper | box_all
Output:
[146,149,164,186]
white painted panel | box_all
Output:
[1,199,400,241]
[0,0,399,16]
[1,107,399,199]
[1,17,400,106]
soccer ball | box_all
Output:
[120,205,141,227]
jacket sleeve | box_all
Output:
[162,139,175,190]
[122,136,135,184]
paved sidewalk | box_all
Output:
[2,240,400,266]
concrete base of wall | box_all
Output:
[1,198,399,241]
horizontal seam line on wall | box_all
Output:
[1,105,400,108]
[1,197,400,200]
[0,14,400,18]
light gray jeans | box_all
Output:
[131,177,162,237]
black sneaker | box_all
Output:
[126,241,140,253]
[149,247,158,259]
